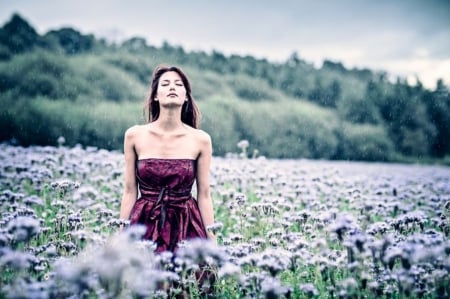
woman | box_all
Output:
[119,65,216,253]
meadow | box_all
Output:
[1,142,450,298]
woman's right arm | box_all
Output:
[119,127,138,230]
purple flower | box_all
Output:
[7,216,41,243]
[0,249,37,270]
[299,283,319,297]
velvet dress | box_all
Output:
[129,158,208,253]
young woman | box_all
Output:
[119,65,216,252]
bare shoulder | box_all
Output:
[126,124,147,135]
[124,125,146,141]
[189,128,212,145]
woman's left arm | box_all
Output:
[196,131,216,242]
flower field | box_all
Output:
[1,143,450,298]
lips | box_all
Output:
[167,93,178,97]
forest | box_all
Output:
[1,14,449,163]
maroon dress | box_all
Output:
[129,158,208,253]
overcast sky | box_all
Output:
[1,0,449,89]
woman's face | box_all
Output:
[156,71,187,107]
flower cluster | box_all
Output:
[1,143,450,298]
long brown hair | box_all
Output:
[144,65,200,128]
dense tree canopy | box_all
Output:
[1,14,449,162]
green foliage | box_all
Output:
[104,53,154,84]
[77,58,145,101]
[1,12,449,162]
[199,98,242,155]
[308,79,341,107]
[378,81,438,157]
[237,101,339,159]
[227,74,278,101]
[44,28,95,55]
[424,80,450,157]
[0,51,147,102]
[0,14,39,54]
[337,96,381,124]
[2,95,142,149]
[0,43,12,60]
[322,60,347,73]
[0,50,82,99]
[0,91,19,141]
[334,123,395,161]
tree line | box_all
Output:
[1,14,449,163]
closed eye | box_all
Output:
[160,80,184,86]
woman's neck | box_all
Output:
[153,108,184,132]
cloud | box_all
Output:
[1,0,449,88]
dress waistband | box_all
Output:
[139,186,193,232]
[139,186,192,199]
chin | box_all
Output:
[159,101,184,109]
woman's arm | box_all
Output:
[196,131,216,242]
[119,127,138,230]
